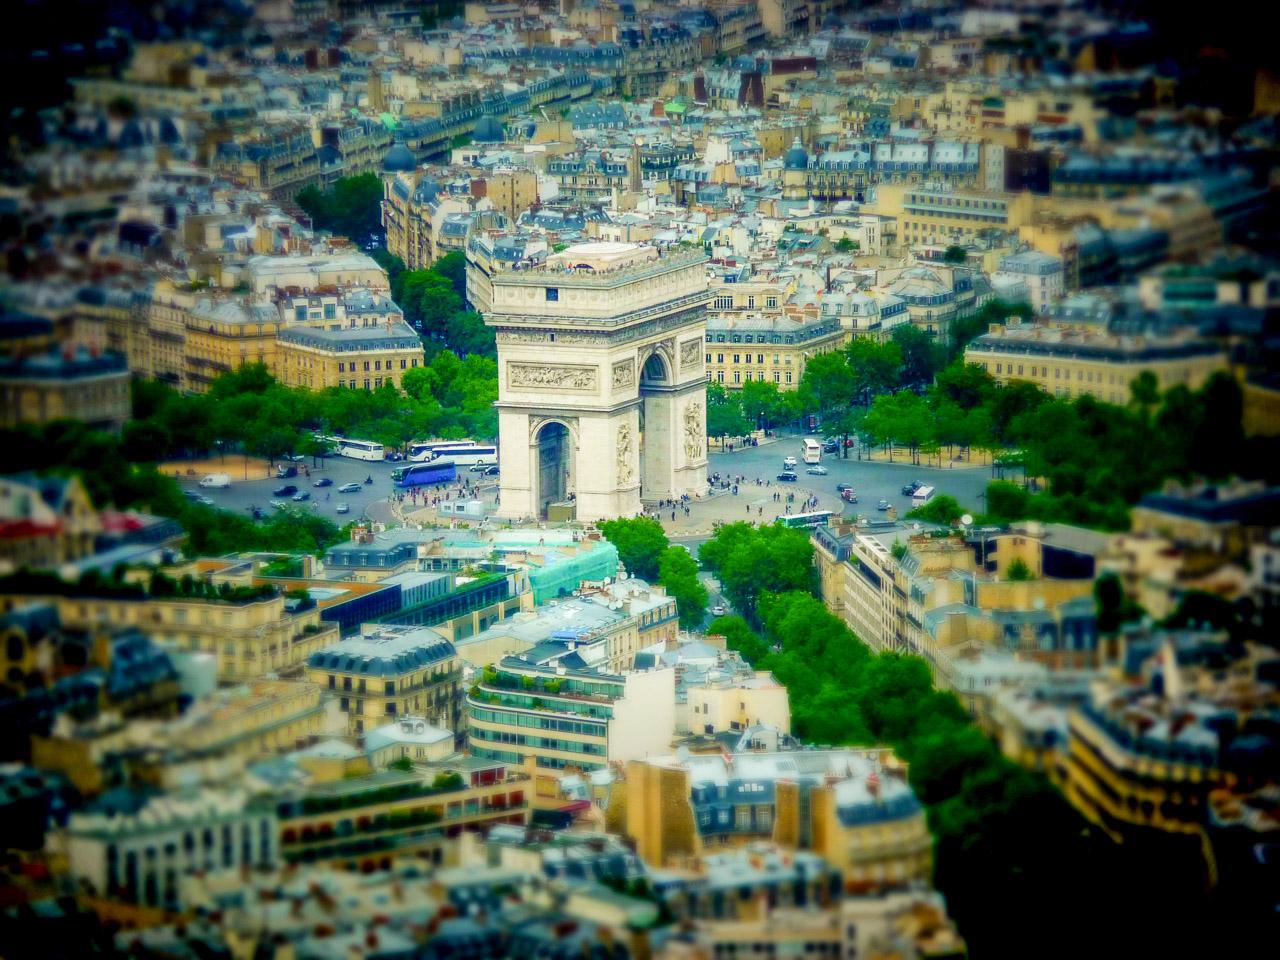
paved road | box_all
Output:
[176,456,401,525]
[704,440,991,522]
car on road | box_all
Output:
[338,482,362,493]
[269,499,288,510]
[806,465,828,476]
[783,456,797,467]
[877,498,891,510]
[183,490,202,501]
[313,477,333,487]
[469,462,497,472]
[836,482,854,493]
[841,489,858,503]
[777,471,798,482]
[292,491,310,502]
[385,451,403,462]
[481,465,500,477]
[273,484,298,497]
[284,454,306,462]
[901,481,923,496]
[335,503,350,514]
[198,496,215,506]
[822,440,840,453]
[711,604,726,617]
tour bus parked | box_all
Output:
[802,438,822,464]
[392,461,458,488]
[911,485,936,507]
[324,436,386,461]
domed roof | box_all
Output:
[473,115,504,142]
[784,136,808,171]
[382,140,416,173]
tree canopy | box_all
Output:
[598,516,670,582]
[297,173,384,243]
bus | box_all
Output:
[391,460,457,488]
[409,440,497,468]
[409,439,475,461]
[324,436,386,461]
[776,510,834,529]
[802,438,822,465]
[911,485,935,507]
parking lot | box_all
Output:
[176,455,402,525]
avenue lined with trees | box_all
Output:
[694,522,1229,959]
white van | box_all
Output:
[199,473,231,489]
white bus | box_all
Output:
[911,485,936,507]
[409,439,476,461]
[802,438,822,465]
[326,436,386,461]
[410,440,497,468]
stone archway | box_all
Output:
[638,349,676,502]
[532,419,575,518]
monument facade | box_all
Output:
[484,242,710,521]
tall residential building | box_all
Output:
[704,313,845,389]
[610,748,933,889]
[60,788,277,910]
[275,319,423,391]
[0,347,130,432]
[306,626,463,738]
[964,321,1228,403]
[467,656,676,806]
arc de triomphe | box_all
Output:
[483,242,710,522]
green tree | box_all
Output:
[907,494,964,525]
[707,613,769,663]
[798,351,856,421]
[891,324,942,388]
[835,236,858,252]
[599,517,669,582]
[706,383,751,443]
[297,173,385,241]
[943,245,968,264]
[984,480,1030,522]
[658,546,709,628]
[846,337,902,407]
[1006,557,1033,581]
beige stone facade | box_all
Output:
[486,242,711,521]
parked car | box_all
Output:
[183,490,202,501]
[901,481,922,496]
[469,462,496,472]
[877,499,890,510]
[273,484,298,497]
[835,482,854,493]
[276,465,298,479]
[711,604,727,617]
[338,482,362,493]
[841,489,858,503]
[385,451,403,462]
[292,491,310,502]
[335,503,350,514]
[313,477,333,487]
[822,440,840,454]
[806,465,828,476]
[777,471,798,482]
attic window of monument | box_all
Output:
[545,288,559,302]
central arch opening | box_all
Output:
[639,352,672,503]
[534,421,573,518]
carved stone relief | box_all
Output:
[679,338,702,368]
[617,424,634,484]
[508,363,598,390]
[612,359,635,389]
[683,401,704,461]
